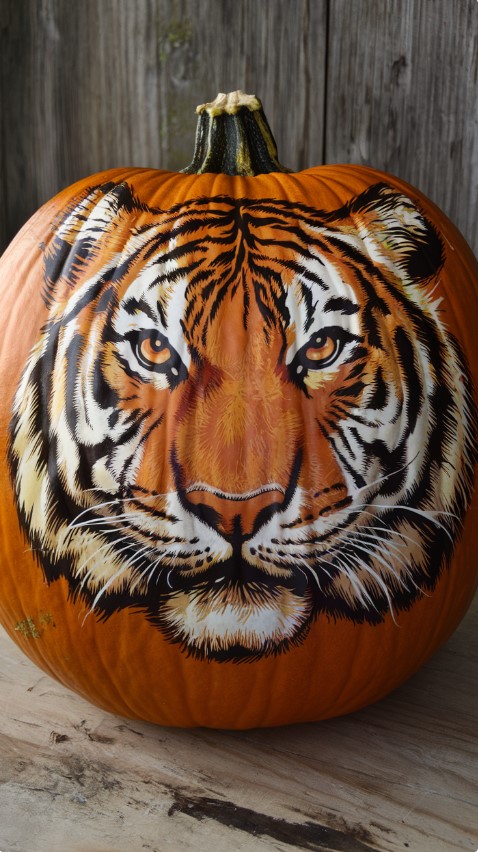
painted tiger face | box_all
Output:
[8,181,477,661]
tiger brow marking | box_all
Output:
[276,259,327,290]
[298,280,316,332]
[148,259,204,288]
[123,297,157,321]
[324,296,359,314]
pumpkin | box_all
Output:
[0,90,477,729]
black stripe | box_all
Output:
[393,327,423,435]
[335,381,365,400]
[123,297,157,321]
[323,296,359,314]
[318,420,366,488]
[367,366,389,410]
[298,281,316,332]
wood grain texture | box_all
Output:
[2,0,478,255]
[2,1,477,254]
[0,0,327,248]
[325,0,478,255]
[0,596,477,851]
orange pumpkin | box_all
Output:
[0,91,477,728]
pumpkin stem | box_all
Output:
[181,90,292,176]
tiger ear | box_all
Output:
[42,182,139,304]
[346,183,444,282]
[52,181,137,248]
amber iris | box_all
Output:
[139,334,171,366]
[305,334,337,366]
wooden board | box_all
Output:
[325,0,478,254]
[2,0,477,256]
[0,0,327,247]
[1,595,477,852]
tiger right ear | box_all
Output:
[347,183,444,284]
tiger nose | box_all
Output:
[184,486,286,538]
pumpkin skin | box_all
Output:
[1,99,478,728]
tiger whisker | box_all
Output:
[296,564,313,590]
[338,536,406,586]
[350,453,420,500]
[334,550,380,611]
[119,543,153,575]
[84,542,158,617]
[341,525,409,551]
[69,516,184,549]
[337,546,399,626]
[69,524,136,540]
[151,554,173,584]
[358,535,431,598]
[130,560,163,591]
[126,546,160,591]
[79,537,140,589]
[334,501,457,542]
[295,551,378,612]
[356,520,420,548]
[285,513,419,552]
[298,555,334,585]
[126,545,181,593]
[69,510,183,539]
[370,503,459,520]
[338,531,415,589]
[145,554,168,585]
[328,508,430,550]
[354,524,408,552]
[69,513,142,530]
[69,498,127,528]
[69,490,172,529]
[340,529,410,563]
[83,564,136,624]
[349,501,460,521]
[367,504,457,542]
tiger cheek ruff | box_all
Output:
[1,91,478,726]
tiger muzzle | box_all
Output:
[171,446,303,544]
[184,485,287,538]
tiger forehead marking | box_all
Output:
[8,180,477,662]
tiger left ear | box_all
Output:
[42,182,139,306]
[347,183,444,283]
[52,181,137,249]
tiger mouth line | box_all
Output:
[184,482,287,501]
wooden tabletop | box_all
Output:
[0,595,477,852]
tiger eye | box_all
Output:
[305,336,336,362]
[139,336,171,365]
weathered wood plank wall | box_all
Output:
[326,1,478,257]
[0,0,477,254]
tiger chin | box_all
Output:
[8,179,477,663]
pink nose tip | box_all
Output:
[184,485,286,537]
